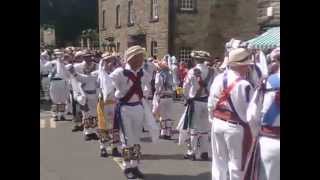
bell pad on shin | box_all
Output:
[122,147,132,162]
[56,104,66,112]
[122,144,142,161]
[83,116,97,128]
[111,129,121,144]
[97,129,111,142]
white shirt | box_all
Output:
[109,63,152,103]
[73,71,99,92]
[183,63,212,98]
[171,64,180,86]
[208,69,253,123]
[44,60,65,79]
[73,61,98,74]
[154,70,174,96]
[97,60,116,102]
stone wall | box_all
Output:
[99,0,169,58]
[173,0,258,59]
[172,0,211,59]
[257,0,280,28]
[206,0,258,58]
[98,0,259,60]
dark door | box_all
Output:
[128,34,146,48]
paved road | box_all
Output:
[40,101,212,180]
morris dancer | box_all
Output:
[109,45,159,179]
[208,48,254,180]
[97,53,121,157]
[177,50,214,161]
[153,60,175,140]
[244,48,280,180]
[44,50,70,121]
[66,52,100,141]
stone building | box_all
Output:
[257,0,280,31]
[98,0,258,60]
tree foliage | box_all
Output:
[40,0,98,47]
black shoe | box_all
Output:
[200,152,209,161]
[132,167,145,179]
[90,133,99,140]
[60,116,66,121]
[100,148,108,158]
[124,168,137,179]
[53,116,58,121]
[78,124,84,131]
[183,153,196,161]
[72,125,82,132]
[142,127,149,133]
[111,147,122,157]
[159,135,166,139]
[164,135,172,140]
[84,135,91,141]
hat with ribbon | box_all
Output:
[190,50,211,60]
[124,45,145,63]
[227,48,253,67]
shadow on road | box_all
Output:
[145,172,211,180]
[142,154,184,160]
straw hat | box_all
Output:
[190,50,211,60]
[54,49,63,56]
[124,45,145,63]
[101,52,117,63]
[226,48,253,67]
[74,51,85,58]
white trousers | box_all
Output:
[49,80,69,104]
[83,93,98,136]
[191,101,210,130]
[41,77,50,100]
[258,136,280,180]
[120,103,144,169]
[188,101,210,156]
[100,102,116,150]
[188,129,210,157]
[211,118,244,180]
[158,98,174,136]
[65,93,73,114]
[49,80,69,117]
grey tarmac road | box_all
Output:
[40,101,211,180]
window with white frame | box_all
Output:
[116,5,120,27]
[151,41,158,57]
[179,47,192,61]
[102,10,106,29]
[180,0,194,11]
[151,0,159,20]
[128,0,134,25]
[116,42,120,53]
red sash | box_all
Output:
[212,75,252,171]
[212,77,242,117]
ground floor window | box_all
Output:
[116,42,120,53]
[151,40,158,58]
[179,47,192,62]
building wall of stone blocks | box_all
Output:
[257,0,280,28]
[99,0,170,59]
[173,0,212,59]
[207,0,258,58]
[98,0,259,60]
